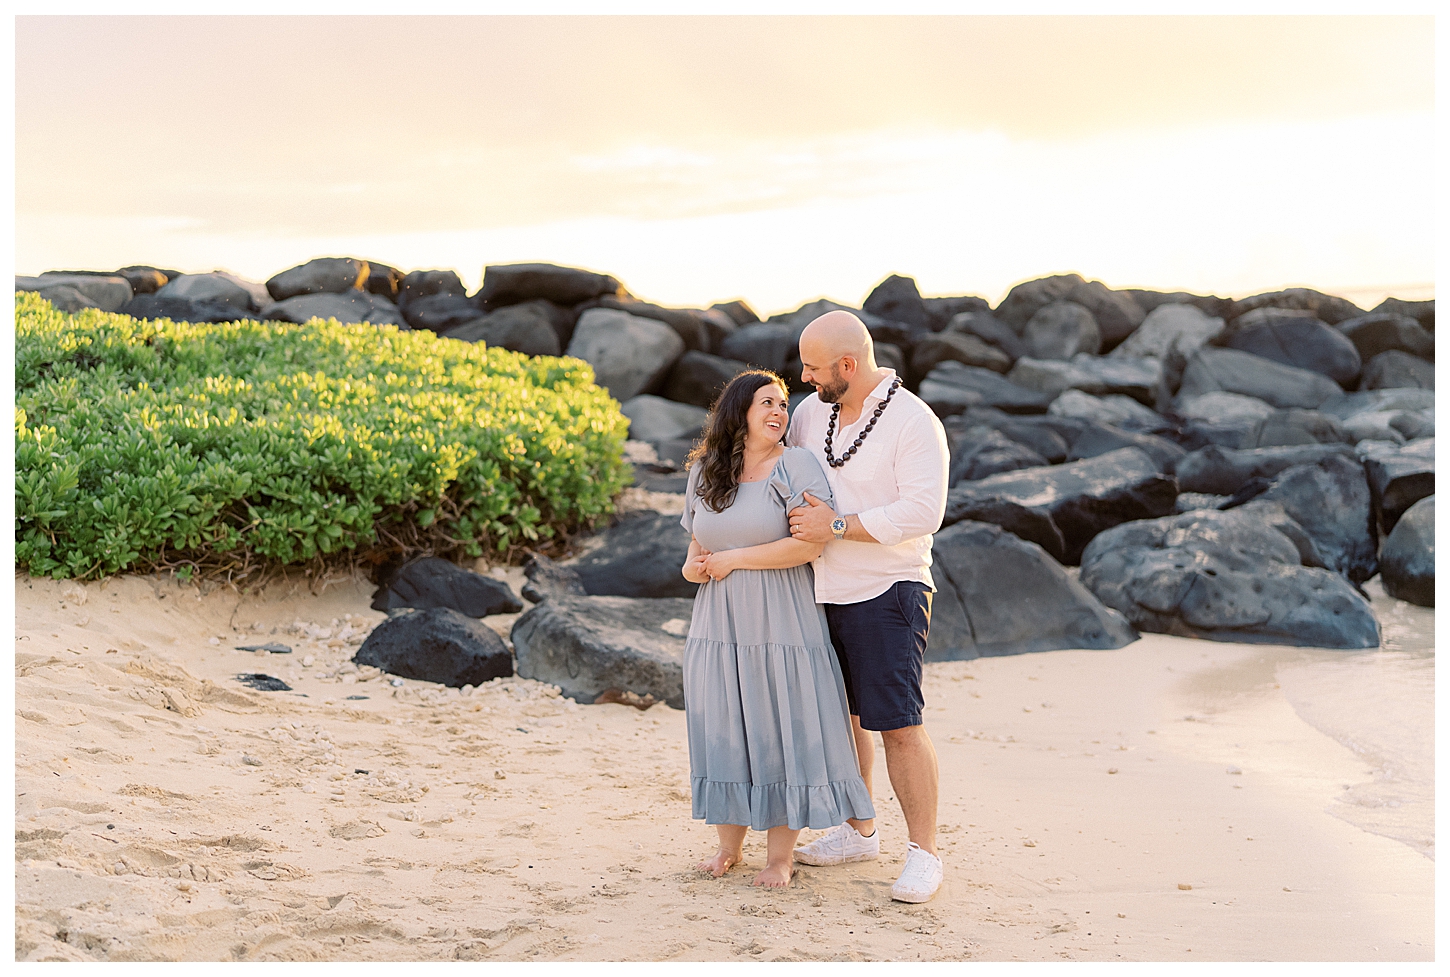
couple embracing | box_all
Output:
[679,310,950,903]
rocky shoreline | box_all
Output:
[16,258,1435,707]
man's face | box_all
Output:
[800,352,850,403]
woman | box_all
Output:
[680,369,874,888]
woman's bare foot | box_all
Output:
[752,861,795,888]
[697,848,742,878]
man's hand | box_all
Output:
[788,492,838,544]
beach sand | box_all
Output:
[13,569,1433,961]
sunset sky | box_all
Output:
[14,14,1435,315]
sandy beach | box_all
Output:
[13,568,1433,962]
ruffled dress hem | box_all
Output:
[691,776,876,832]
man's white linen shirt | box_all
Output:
[787,371,950,606]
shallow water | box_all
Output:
[1274,580,1435,859]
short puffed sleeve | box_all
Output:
[680,463,702,535]
[768,447,835,514]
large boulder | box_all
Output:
[942,447,1179,564]
[1079,507,1379,648]
[1336,312,1434,363]
[1360,350,1434,391]
[1369,297,1434,333]
[397,269,466,309]
[997,275,1143,347]
[353,607,514,687]
[918,361,1054,416]
[404,293,482,332]
[1065,422,1186,473]
[948,408,1075,463]
[1111,302,1223,361]
[925,520,1138,660]
[265,257,368,300]
[1246,409,1351,448]
[863,274,930,329]
[17,273,132,312]
[441,303,562,356]
[994,273,1085,332]
[1320,388,1435,422]
[663,350,750,408]
[157,272,267,312]
[1360,438,1434,533]
[1174,391,1275,426]
[585,296,709,353]
[1175,443,1358,495]
[924,295,993,332]
[946,310,1028,360]
[261,291,388,326]
[565,510,695,598]
[565,308,686,401]
[1226,287,1364,326]
[1047,389,1170,434]
[16,282,98,313]
[717,322,799,376]
[114,266,170,295]
[1176,347,1342,410]
[620,395,709,443]
[397,268,464,310]
[1121,291,1233,321]
[710,299,760,327]
[1240,454,1377,583]
[475,262,622,310]
[909,331,1012,378]
[948,427,1049,484]
[1062,280,1146,350]
[1022,301,1101,359]
[1212,309,1362,386]
[1008,355,1158,405]
[371,557,523,617]
[512,595,691,707]
[1378,495,1433,607]
[364,261,402,299]
[120,293,261,324]
[520,552,588,603]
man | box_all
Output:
[785,309,950,904]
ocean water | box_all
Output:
[1273,580,1435,859]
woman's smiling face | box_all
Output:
[745,381,790,446]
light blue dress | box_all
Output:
[681,446,876,831]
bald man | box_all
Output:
[786,309,950,903]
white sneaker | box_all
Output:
[890,843,943,903]
[793,823,880,866]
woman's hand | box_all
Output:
[703,550,739,581]
[682,547,713,584]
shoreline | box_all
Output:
[13,571,1433,961]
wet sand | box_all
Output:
[12,571,1433,961]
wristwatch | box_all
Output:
[831,516,847,540]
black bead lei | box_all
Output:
[824,377,902,468]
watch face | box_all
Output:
[832,517,847,534]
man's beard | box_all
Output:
[815,367,849,404]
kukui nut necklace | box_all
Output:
[824,377,902,468]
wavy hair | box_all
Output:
[685,369,788,513]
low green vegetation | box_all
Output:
[14,292,631,580]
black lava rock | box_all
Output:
[353,607,514,688]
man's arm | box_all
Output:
[787,411,949,546]
[852,413,950,546]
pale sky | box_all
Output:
[14,14,1435,315]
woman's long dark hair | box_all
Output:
[685,369,788,513]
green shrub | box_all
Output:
[14,291,631,579]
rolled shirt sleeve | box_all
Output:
[852,409,950,547]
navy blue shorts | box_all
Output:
[824,581,932,732]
